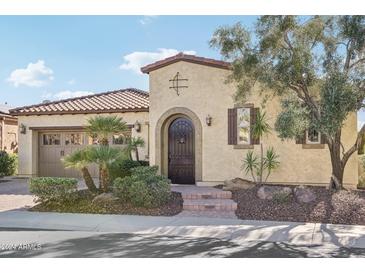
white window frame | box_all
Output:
[237,107,251,145]
[306,128,321,144]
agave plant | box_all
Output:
[263,147,280,183]
[87,146,124,192]
[251,110,271,183]
[125,137,145,161]
[62,149,98,193]
[86,115,128,146]
[241,150,259,183]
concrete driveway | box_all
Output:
[0,177,35,212]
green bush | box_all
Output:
[113,166,171,208]
[29,177,78,203]
[138,160,149,166]
[272,191,291,204]
[109,159,141,182]
[0,151,17,177]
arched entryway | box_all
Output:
[168,117,195,184]
[155,107,202,184]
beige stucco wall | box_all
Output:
[17,112,149,177]
[148,60,358,188]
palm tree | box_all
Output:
[125,137,145,161]
[62,149,98,193]
[87,146,123,192]
[86,115,127,189]
[251,110,271,184]
[86,115,128,146]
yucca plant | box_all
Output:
[241,150,259,183]
[251,110,271,183]
[125,137,145,161]
[87,146,124,192]
[62,149,98,193]
[263,147,280,183]
[86,115,128,146]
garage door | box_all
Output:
[38,131,99,178]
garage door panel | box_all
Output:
[39,131,101,179]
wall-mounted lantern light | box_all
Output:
[134,120,141,132]
[206,115,212,126]
[20,124,26,134]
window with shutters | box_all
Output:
[306,128,321,144]
[228,106,258,148]
[237,107,251,145]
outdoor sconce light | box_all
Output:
[20,124,26,134]
[206,115,212,126]
[134,120,141,132]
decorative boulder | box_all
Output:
[92,193,119,205]
[223,177,255,190]
[294,186,317,203]
[257,185,292,200]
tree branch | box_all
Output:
[349,58,365,69]
[284,30,294,51]
[342,124,365,166]
[344,39,353,72]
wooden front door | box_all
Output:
[168,117,195,184]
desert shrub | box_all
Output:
[330,190,365,224]
[272,191,291,204]
[113,166,171,208]
[109,159,141,182]
[0,151,17,177]
[29,177,78,203]
[358,173,365,188]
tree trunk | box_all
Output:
[81,167,98,193]
[135,148,139,162]
[328,132,344,191]
[100,167,110,193]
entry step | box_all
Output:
[183,199,237,211]
[172,186,232,199]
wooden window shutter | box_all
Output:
[320,133,326,144]
[250,107,260,145]
[228,108,237,145]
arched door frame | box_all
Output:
[155,107,202,183]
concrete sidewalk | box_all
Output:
[1,210,365,248]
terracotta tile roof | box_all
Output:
[141,52,231,74]
[9,88,149,116]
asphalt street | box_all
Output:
[1,229,365,258]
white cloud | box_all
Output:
[7,60,54,87]
[67,79,75,85]
[139,15,158,25]
[119,48,196,74]
[42,90,94,101]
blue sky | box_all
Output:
[0,15,363,128]
[0,16,256,107]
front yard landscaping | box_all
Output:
[30,189,183,216]
[231,184,365,225]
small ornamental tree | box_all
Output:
[210,16,365,190]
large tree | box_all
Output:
[210,16,365,190]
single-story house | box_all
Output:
[0,104,18,153]
[10,53,358,188]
